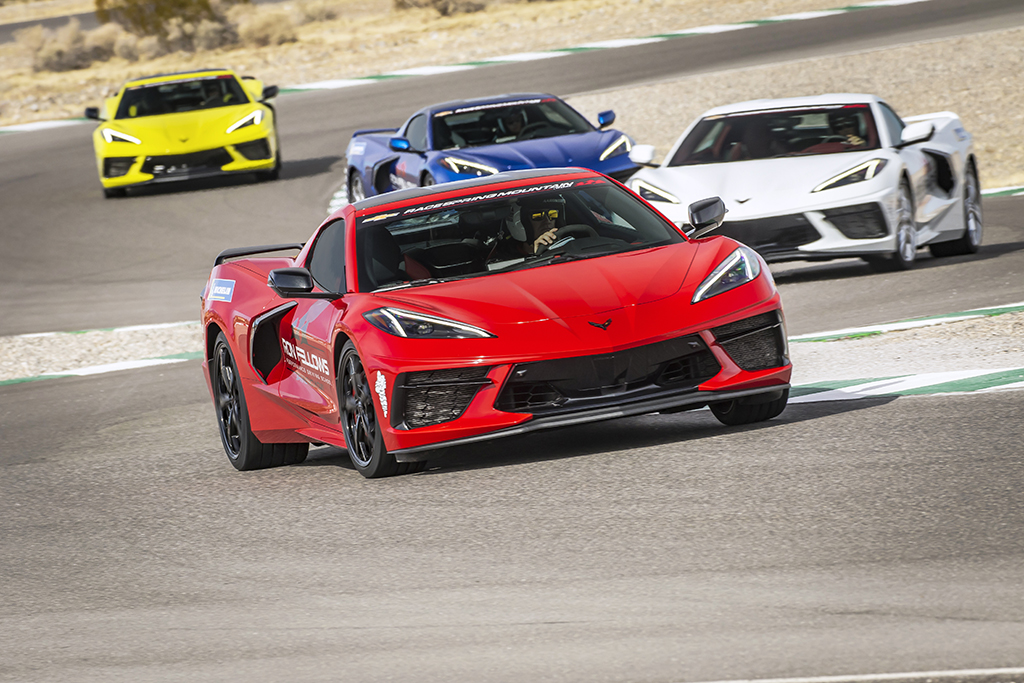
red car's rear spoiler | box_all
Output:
[214,243,304,266]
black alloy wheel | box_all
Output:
[929,161,983,257]
[710,388,790,426]
[348,170,366,203]
[212,332,308,470]
[337,340,425,478]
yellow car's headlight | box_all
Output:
[226,110,264,134]
[101,128,141,145]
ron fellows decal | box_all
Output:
[281,339,332,383]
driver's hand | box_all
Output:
[846,134,865,146]
[533,228,559,253]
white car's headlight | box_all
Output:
[441,157,498,176]
[226,109,264,134]
[812,158,887,193]
[101,128,141,144]
[599,134,632,161]
[692,246,762,303]
[632,178,680,204]
[363,307,495,339]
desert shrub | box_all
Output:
[393,0,484,14]
[95,0,249,40]
[294,0,339,24]
[136,34,166,59]
[84,21,123,60]
[31,19,91,71]
[236,11,297,47]
[114,30,139,60]
[194,17,236,49]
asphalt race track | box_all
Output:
[2,2,1024,681]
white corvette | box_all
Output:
[627,94,982,270]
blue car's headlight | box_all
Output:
[599,134,632,161]
[101,128,141,144]
[692,246,763,303]
[364,307,495,339]
[812,158,887,192]
[226,110,264,134]
[441,157,498,177]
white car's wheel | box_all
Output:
[866,180,916,272]
[930,162,982,257]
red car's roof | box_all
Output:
[344,167,599,220]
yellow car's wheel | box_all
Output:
[103,187,127,199]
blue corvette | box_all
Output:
[344,93,639,201]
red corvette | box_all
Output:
[201,168,791,477]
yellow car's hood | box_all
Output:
[109,105,262,154]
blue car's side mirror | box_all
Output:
[597,110,616,128]
[389,137,412,152]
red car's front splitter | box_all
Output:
[391,379,790,462]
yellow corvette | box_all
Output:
[85,68,281,198]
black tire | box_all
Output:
[929,161,982,257]
[421,172,435,187]
[347,170,366,203]
[212,332,308,471]
[865,179,917,272]
[710,388,789,427]
[103,186,126,199]
[257,151,282,182]
[337,340,425,478]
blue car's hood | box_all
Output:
[438,130,624,170]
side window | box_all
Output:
[406,114,428,151]
[307,219,346,293]
[878,103,905,147]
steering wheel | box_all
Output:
[536,224,600,254]
[517,122,551,139]
[819,135,848,143]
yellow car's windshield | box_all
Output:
[116,75,250,119]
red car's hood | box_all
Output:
[378,242,696,325]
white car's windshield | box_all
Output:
[668,105,881,166]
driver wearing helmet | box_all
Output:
[501,196,564,255]
[829,111,866,147]
[496,108,529,142]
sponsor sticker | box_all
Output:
[208,279,235,302]
[375,371,388,417]
[348,142,366,156]
[282,339,332,382]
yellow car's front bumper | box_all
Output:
[98,135,278,189]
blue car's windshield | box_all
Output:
[431,97,594,149]
[116,75,250,119]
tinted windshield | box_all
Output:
[116,75,250,119]
[668,105,880,166]
[353,178,684,292]
[431,97,594,150]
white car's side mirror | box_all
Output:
[898,121,934,147]
[629,144,657,166]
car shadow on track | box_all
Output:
[298,395,897,476]
[771,241,1024,285]
[112,155,343,198]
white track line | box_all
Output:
[678,666,1024,683]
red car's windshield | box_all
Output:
[339,179,683,293]
[668,105,881,166]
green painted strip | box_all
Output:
[790,376,904,397]
[900,368,1024,395]
[0,374,72,386]
[982,187,1024,197]
[158,351,204,360]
